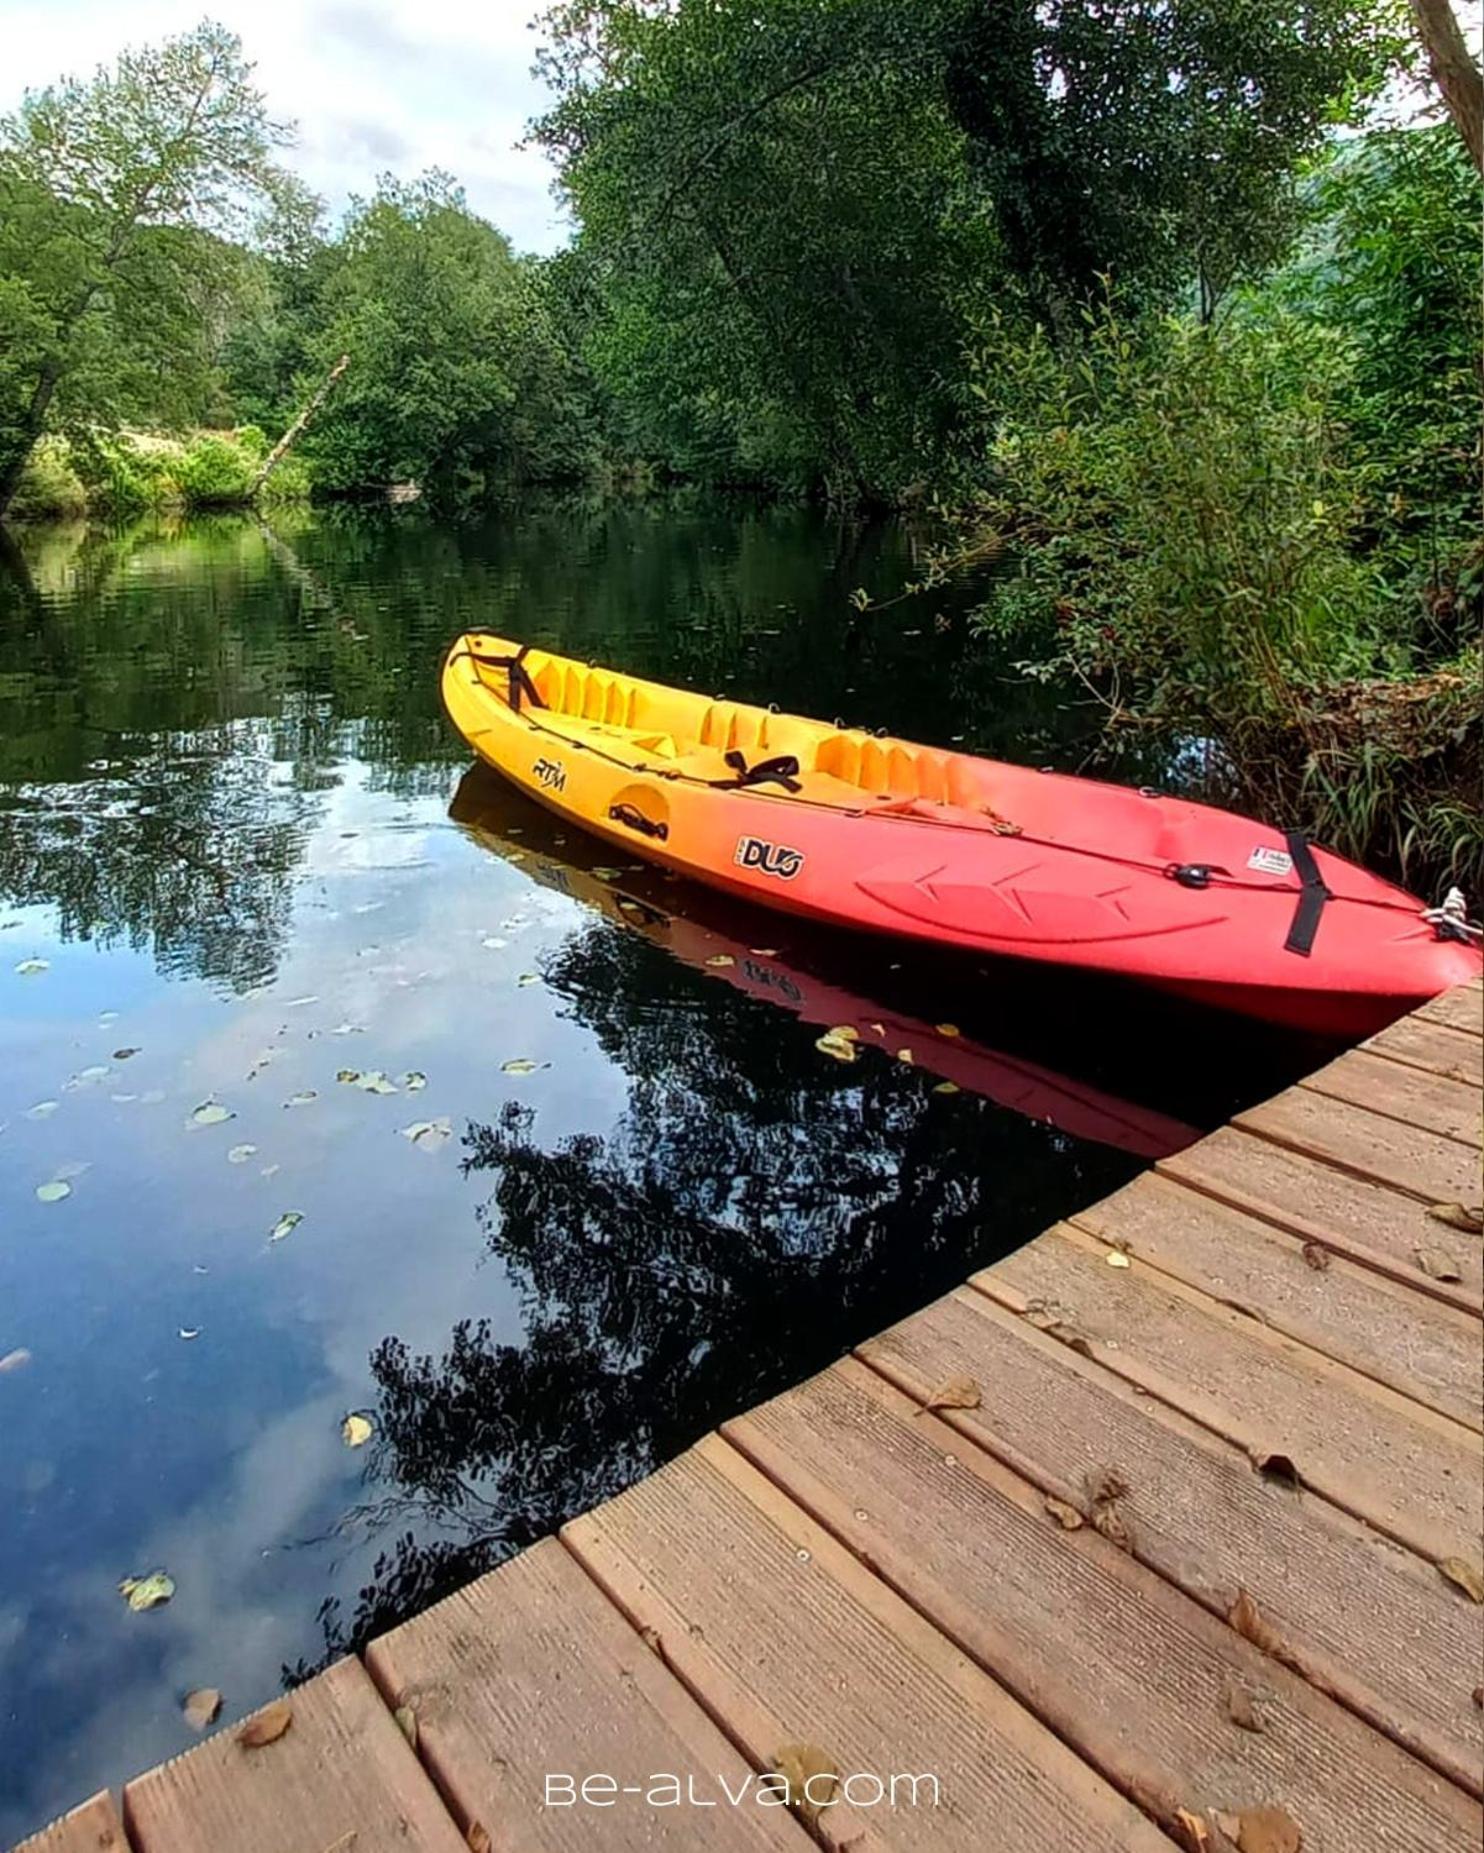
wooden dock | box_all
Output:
[19,980,1483,1853]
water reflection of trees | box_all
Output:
[296,921,1136,1675]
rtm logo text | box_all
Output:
[533,757,567,792]
[735,836,804,881]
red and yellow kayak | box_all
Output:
[442,635,1481,1035]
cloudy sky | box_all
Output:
[0,0,571,253]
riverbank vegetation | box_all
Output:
[1,4,1479,886]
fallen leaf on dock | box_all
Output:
[119,1571,174,1612]
[1172,1807,1211,1852]
[921,1373,981,1414]
[1223,1681,1264,1732]
[183,1688,222,1731]
[237,1699,292,1749]
[393,1704,418,1748]
[1228,1587,1286,1656]
[1300,1243,1330,1271]
[771,1743,840,1825]
[1414,1245,1462,1281]
[342,1412,373,1448]
[1105,1249,1131,1268]
[466,1824,493,1853]
[1438,1556,1484,1602]
[1230,1804,1301,1853]
[1085,1469,1134,1550]
[1427,1202,1482,1236]
[1044,1495,1084,1530]
[269,1212,302,1244]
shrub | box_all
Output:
[8,434,87,518]
[173,433,257,506]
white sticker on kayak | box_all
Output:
[1248,845,1294,876]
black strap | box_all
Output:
[468,643,545,713]
[1283,831,1330,957]
[709,750,802,793]
[608,802,668,841]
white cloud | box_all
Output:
[0,0,573,252]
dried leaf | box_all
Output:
[238,1699,292,1749]
[1044,1495,1084,1531]
[1084,1469,1128,1505]
[119,1571,174,1612]
[1438,1556,1484,1602]
[25,1100,58,1120]
[1173,1808,1211,1853]
[269,1212,302,1244]
[35,1179,71,1203]
[1228,1587,1286,1657]
[14,959,49,976]
[750,947,778,957]
[1414,1246,1463,1282]
[921,1373,981,1414]
[935,1022,961,1038]
[0,1348,32,1374]
[1233,1805,1302,1853]
[190,1101,234,1127]
[1093,1504,1134,1550]
[403,1071,427,1092]
[466,1824,492,1853]
[639,1624,662,1654]
[1300,1243,1330,1272]
[283,1090,318,1108]
[501,1057,546,1076]
[771,1743,840,1825]
[1427,1202,1483,1236]
[400,1117,452,1152]
[932,1080,960,1095]
[895,1047,914,1063]
[183,1688,223,1732]
[342,1412,374,1448]
[1105,1249,1131,1269]
[113,1048,140,1061]
[393,1704,418,1749]
[1223,1681,1264,1733]
[1085,1470,1133,1551]
[815,1029,859,1064]
[704,955,734,968]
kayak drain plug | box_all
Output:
[1168,863,1214,889]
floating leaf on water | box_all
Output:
[0,1348,33,1374]
[815,1025,860,1063]
[190,1101,234,1127]
[400,1118,452,1152]
[356,1070,398,1095]
[269,1212,302,1244]
[932,1081,960,1095]
[895,1047,915,1064]
[283,1090,317,1108]
[112,1048,140,1062]
[331,1022,364,1037]
[403,1071,427,1093]
[25,1101,59,1120]
[750,947,779,957]
[35,1180,71,1203]
[237,1699,292,1748]
[283,996,318,1008]
[1428,1202,1483,1236]
[118,1571,174,1612]
[260,1163,280,1179]
[110,1093,137,1103]
[66,1066,113,1090]
[592,867,621,881]
[342,1412,373,1448]
[336,1069,361,1084]
[481,937,507,951]
[14,959,49,976]
[704,955,735,968]
[183,1688,222,1732]
[936,1023,961,1038]
[501,1058,545,1076]
[179,1327,201,1341]
[1439,1556,1484,1602]
[97,1011,119,1025]
[227,1144,257,1164]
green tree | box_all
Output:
[0,20,297,517]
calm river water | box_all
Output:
[0,497,1319,1838]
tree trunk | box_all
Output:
[1409,0,1484,173]
[247,354,351,498]
[0,362,64,521]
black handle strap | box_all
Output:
[607,802,668,841]
[1283,831,1330,957]
[709,750,802,793]
[467,643,546,713]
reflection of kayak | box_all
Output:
[442,637,1480,1036]
[449,769,1199,1161]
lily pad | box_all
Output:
[183,1687,223,1732]
[269,1211,302,1244]
[190,1101,234,1127]
[118,1571,174,1612]
[342,1412,374,1448]
[35,1180,71,1204]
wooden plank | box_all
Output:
[974,1221,1481,1558]
[726,1359,1480,1850]
[1416,981,1483,1038]
[13,1793,129,1852]
[365,1537,808,1851]
[1365,1016,1484,1088]
[564,1434,1173,1853]
[1161,1126,1482,1310]
[1070,1173,1481,1428]
[1236,1086,1480,1205]
[1300,1048,1481,1148]
[123,1659,466,1853]
[857,1288,1484,1793]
